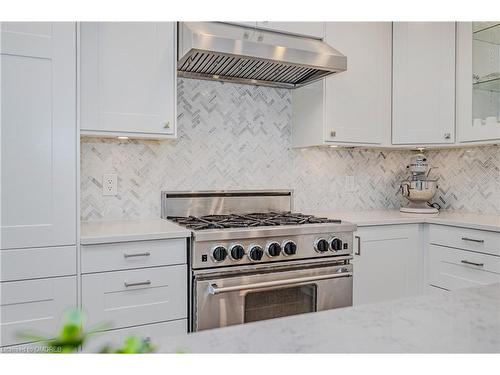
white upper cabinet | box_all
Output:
[392,22,456,145]
[292,22,392,147]
[256,22,324,39]
[80,22,177,139]
[324,22,392,145]
[456,22,500,143]
[1,22,77,249]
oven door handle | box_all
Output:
[208,271,353,295]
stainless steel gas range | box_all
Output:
[161,190,356,332]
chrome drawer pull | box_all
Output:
[461,237,484,243]
[461,260,484,267]
[124,252,151,258]
[124,280,151,288]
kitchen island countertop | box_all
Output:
[158,283,500,353]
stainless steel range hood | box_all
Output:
[177,22,347,89]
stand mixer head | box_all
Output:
[400,153,439,214]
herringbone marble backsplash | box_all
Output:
[81,79,500,221]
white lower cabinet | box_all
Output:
[428,244,500,290]
[82,265,187,330]
[353,224,422,305]
[80,238,189,349]
[427,224,500,291]
[0,276,77,347]
[82,319,187,353]
[1,246,76,282]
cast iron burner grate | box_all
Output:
[167,212,341,230]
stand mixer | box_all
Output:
[400,153,439,214]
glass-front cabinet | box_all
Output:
[457,22,500,142]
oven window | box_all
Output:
[244,284,317,323]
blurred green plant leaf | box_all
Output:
[18,308,155,353]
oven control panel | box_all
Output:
[192,232,353,269]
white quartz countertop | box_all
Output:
[158,283,500,353]
[312,210,500,232]
[80,210,500,245]
[80,219,191,245]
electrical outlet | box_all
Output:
[345,175,356,192]
[102,174,117,196]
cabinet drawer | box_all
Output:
[82,265,187,330]
[429,244,500,291]
[0,276,77,347]
[82,319,187,353]
[429,225,500,256]
[81,238,186,273]
[1,246,76,282]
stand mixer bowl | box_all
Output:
[401,179,438,202]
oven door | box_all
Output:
[193,262,352,331]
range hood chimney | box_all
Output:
[177,22,347,89]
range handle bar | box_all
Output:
[208,271,352,295]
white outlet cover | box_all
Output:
[102,174,118,196]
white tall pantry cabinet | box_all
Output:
[1,22,78,347]
[1,23,77,249]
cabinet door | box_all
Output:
[0,276,77,347]
[353,225,421,306]
[457,22,500,142]
[256,22,324,39]
[80,22,176,138]
[392,22,456,145]
[1,22,76,249]
[324,22,392,145]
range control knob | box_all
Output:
[229,244,245,261]
[282,240,297,256]
[314,238,329,253]
[248,245,264,262]
[211,246,228,262]
[266,241,282,257]
[329,237,343,252]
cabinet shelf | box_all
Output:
[473,73,500,92]
[473,22,500,44]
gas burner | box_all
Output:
[168,212,341,230]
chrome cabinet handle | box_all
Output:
[124,280,151,288]
[461,260,484,267]
[444,133,451,139]
[163,122,170,129]
[330,130,336,137]
[208,272,352,295]
[355,235,361,256]
[123,252,151,258]
[461,237,484,243]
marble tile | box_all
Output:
[81,78,500,221]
